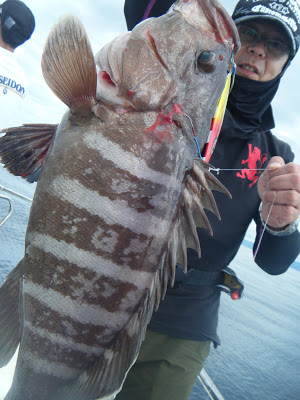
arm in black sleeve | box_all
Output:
[253,210,300,275]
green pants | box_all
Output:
[116,330,211,400]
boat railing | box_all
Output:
[0,194,14,228]
[0,184,33,227]
[198,369,225,400]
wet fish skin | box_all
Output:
[96,0,240,150]
[0,1,239,399]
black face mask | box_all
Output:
[221,57,292,139]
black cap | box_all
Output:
[232,0,300,56]
[0,0,35,46]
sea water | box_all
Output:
[0,168,299,400]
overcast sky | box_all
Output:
[1,0,300,161]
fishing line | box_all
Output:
[253,192,276,261]
[199,166,276,399]
[208,167,269,174]
[183,113,203,159]
[201,194,275,400]
[201,192,276,398]
[229,51,236,91]
[208,167,276,260]
[178,54,272,396]
[182,111,275,259]
[202,358,223,400]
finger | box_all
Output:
[257,165,272,196]
[262,189,300,208]
[268,162,300,179]
[268,172,300,192]
[267,156,285,171]
[258,158,287,197]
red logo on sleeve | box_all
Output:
[236,144,267,187]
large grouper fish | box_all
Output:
[0,0,239,399]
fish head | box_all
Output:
[167,0,240,151]
[95,0,240,151]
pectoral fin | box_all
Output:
[0,124,57,182]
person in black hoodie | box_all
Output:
[117,1,300,399]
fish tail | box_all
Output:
[0,124,57,182]
[0,260,23,367]
[41,15,97,120]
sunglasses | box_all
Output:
[237,25,291,59]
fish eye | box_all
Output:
[199,51,214,63]
[197,50,215,73]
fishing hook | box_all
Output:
[183,113,202,159]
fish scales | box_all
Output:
[18,110,185,397]
[0,1,240,399]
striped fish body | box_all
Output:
[0,1,240,399]
[14,109,190,398]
